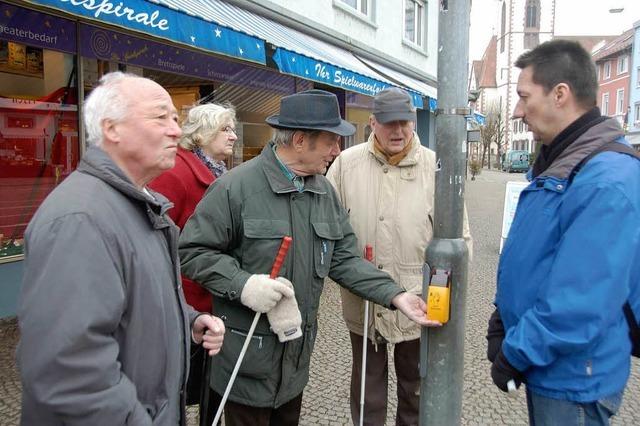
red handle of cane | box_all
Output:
[364,244,373,263]
[270,236,292,279]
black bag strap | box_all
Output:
[624,302,640,357]
[570,140,640,355]
[569,140,640,183]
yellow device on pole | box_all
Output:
[426,268,451,324]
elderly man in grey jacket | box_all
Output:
[17,72,225,426]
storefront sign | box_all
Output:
[273,48,424,109]
[0,2,76,53]
[80,25,294,95]
[25,0,266,63]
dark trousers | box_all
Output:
[349,332,420,426]
[213,392,303,426]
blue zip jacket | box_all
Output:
[496,119,640,402]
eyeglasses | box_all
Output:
[222,126,237,135]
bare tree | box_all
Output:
[479,102,503,170]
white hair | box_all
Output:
[179,103,236,150]
[83,71,147,147]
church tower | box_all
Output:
[495,0,556,152]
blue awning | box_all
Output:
[273,48,423,109]
[155,0,431,107]
[24,0,266,63]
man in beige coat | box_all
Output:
[327,87,472,425]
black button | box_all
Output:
[378,264,383,269]
[230,290,237,297]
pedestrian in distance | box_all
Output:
[487,39,640,425]
[327,87,473,426]
[17,72,225,426]
[149,102,238,424]
[178,89,441,426]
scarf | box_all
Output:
[531,107,605,178]
[193,147,227,178]
[373,135,413,166]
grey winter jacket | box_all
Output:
[17,146,197,426]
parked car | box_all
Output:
[501,150,530,173]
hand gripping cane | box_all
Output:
[359,245,373,426]
[212,236,293,426]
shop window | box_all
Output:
[404,0,425,48]
[0,44,78,260]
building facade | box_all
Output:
[0,0,439,317]
[495,0,556,153]
[627,19,640,149]
[593,29,634,130]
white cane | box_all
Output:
[212,236,292,426]
[359,245,374,426]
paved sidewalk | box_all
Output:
[1,169,638,425]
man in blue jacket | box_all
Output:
[487,40,640,424]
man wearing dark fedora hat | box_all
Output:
[179,89,440,425]
[328,87,473,425]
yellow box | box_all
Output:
[426,285,450,324]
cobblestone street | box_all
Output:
[1,168,639,425]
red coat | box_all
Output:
[149,147,215,313]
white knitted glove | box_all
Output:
[240,274,294,313]
[267,277,302,342]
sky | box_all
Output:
[469,0,640,61]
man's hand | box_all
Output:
[491,349,523,392]
[192,314,225,356]
[391,292,442,327]
[241,274,295,313]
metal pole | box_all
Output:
[419,1,471,425]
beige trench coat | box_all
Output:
[327,133,473,343]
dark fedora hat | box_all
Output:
[266,89,355,136]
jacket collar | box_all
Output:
[78,146,174,225]
[176,147,215,186]
[260,142,327,194]
[366,132,422,167]
[536,117,623,180]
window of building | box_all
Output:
[602,93,609,115]
[500,2,506,53]
[618,55,628,74]
[0,43,79,260]
[337,0,371,18]
[525,0,539,28]
[637,67,640,87]
[596,64,600,81]
[604,61,611,79]
[634,103,640,125]
[616,88,624,115]
[404,0,425,47]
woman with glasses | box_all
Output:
[149,102,237,423]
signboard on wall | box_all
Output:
[25,0,265,64]
[0,2,76,53]
[79,25,295,95]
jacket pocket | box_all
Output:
[217,328,276,379]
[242,219,291,273]
[311,221,343,278]
[396,273,424,333]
